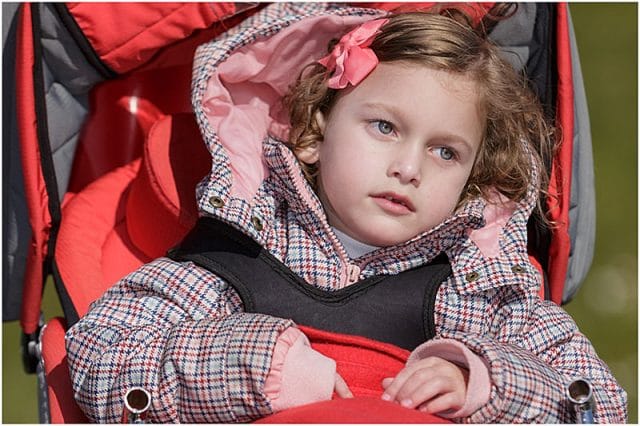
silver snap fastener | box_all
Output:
[208,196,225,208]
[251,216,263,231]
[511,265,526,274]
[465,271,480,282]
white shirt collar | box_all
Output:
[332,227,380,259]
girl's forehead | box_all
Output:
[352,62,479,98]
[338,63,483,117]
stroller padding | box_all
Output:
[55,113,209,318]
[56,160,149,319]
[301,325,410,397]
[66,3,240,74]
[126,113,210,259]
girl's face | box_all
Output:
[299,62,484,246]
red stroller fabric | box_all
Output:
[41,318,88,423]
[546,4,575,305]
[16,2,51,336]
[257,398,449,423]
[56,113,209,319]
[66,3,239,74]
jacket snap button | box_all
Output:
[464,272,480,283]
[511,265,526,274]
[208,196,225,208]
[465,271,480,282]
[251,216,263,231]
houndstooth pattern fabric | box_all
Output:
[66,3,627,423]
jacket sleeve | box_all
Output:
[444,292,627,423]
[65,257,298,423]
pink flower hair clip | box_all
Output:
[318,18,389,89]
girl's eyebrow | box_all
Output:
[360,102,399,115]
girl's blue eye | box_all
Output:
[376,120,393,135]
[436,147,456,161]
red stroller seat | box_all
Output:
[55,113,209,321]
[5,2,595,423]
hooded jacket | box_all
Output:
[66,3,626,423]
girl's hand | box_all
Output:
[334,373,354,398]
[381,357,469,414]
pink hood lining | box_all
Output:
[467,191,517,258]
[201,13,383,203]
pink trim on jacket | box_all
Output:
[264,327,336,412]
[407,339,491,418]
[467,191,516,258]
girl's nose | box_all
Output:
[388,147,422,187]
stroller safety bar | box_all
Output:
[567,378,595,423]
[122,387,152,424]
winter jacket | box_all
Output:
[65,3,627,423]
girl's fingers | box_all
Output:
[382,357,448,399]
[400,371,441,406]
[380,357,468,415]
[381,358,466,408]
[418,392,463,415]
[334,373,354,398]
[381,363,423,400]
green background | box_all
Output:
[3,3,638,423]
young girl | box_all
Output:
[65,3,626,423]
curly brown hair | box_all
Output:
[284,6,555,213]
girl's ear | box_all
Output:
[296,144,320,164]
[296,110,326,164]
[315,110,327,133]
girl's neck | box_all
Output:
[332,227,379,259]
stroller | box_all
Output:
[4,2,595,422]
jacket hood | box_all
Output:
[190,3,540,287]
[192,4,384,203]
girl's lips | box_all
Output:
[371,193,415,215]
